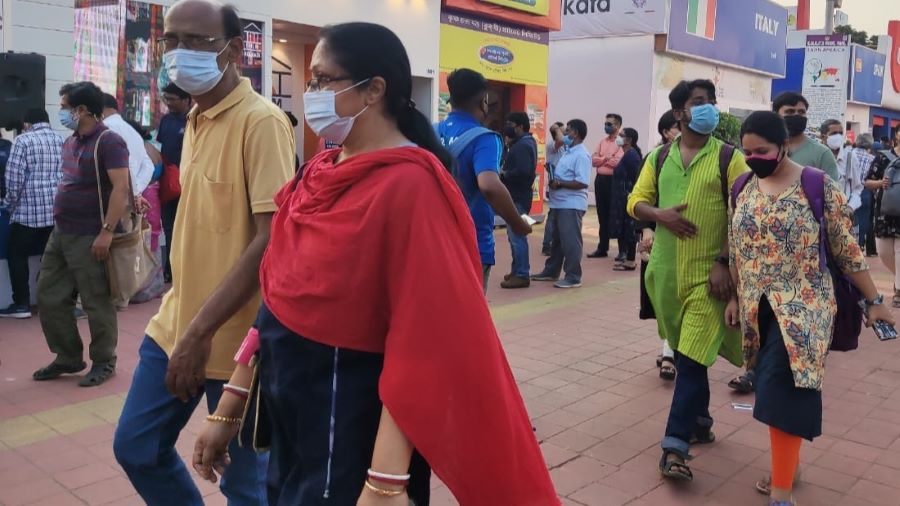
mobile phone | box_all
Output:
[521,214,537,226]
[874,320,898,341]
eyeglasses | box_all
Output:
[306,76,354,92]
[157,35,229,52]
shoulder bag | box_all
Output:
[94,130,157,302]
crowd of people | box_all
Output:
[1,0,900,505]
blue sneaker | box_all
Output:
[0,304,32,319]
[554,279,582,289]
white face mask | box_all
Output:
[615,136,625,147]
[303,79,370,144]
[164,45,230,96]
[826,133,845,151]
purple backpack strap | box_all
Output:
[800,167,828,271]
[730,172,753,210]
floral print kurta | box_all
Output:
[730,176,867,390]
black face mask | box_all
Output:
[783,115,808,137]
[746,149,783,179]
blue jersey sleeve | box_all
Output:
[471,134,502,176]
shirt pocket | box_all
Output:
[197,174,233,234]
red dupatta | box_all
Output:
[260,146,558,505]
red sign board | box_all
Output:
[442,0,561,30]
[890,21,900,93]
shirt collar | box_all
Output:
[191,78,254,122]
[29,123,52,132]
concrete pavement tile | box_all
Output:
[846,479,900,505]
[0,476,66,506]
[549,456,615,495]
[73,476,136,505]
[545,429,602,453]
[798,464,860,492]
[0,415,57,448]
[54,462,121,490]
[568,482,636,506]
[27,492,88,506]
[815,451,873,477]
[540,443,580,468]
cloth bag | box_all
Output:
[880,159,900,217]
[93,131,157,301]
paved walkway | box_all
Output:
[2,224,900,505]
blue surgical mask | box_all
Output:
[688,104,720,135]
[59,108,78,130]
[563,135,574,147]
[604,124,615,135]
[164,45,230,96]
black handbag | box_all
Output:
[237,355,271,452]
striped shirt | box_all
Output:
[54,124,129,236]
[3,123,64,227]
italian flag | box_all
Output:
[687,0,717,40]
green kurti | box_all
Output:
[627,137,748,367]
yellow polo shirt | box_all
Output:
[147,79,294,380]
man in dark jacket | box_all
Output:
[500,112,537,289]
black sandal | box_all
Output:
[659,357,676,381]
[659,450,693,481]
[690,430,716,445]
[656,354,663,368]
[78,362,116,387]
[613,262,637,271]
[728,370,756,393]
[33,361,87,381]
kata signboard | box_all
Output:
[667,0,788,77]
[439,11,549,86]
[480,0,549,16]
[552,0,667,40]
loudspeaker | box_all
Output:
[0,52,46,130]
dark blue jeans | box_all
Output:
[661,351,713,458]
[114,337,268,505]
[857,190,874,248]
[507,203,531,278]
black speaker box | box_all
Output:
[0,52,47,130]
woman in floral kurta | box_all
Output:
[727,112,893,506]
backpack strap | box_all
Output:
[718,143,735,205]
[653,143,672,206]
[800,166,829,271]
[730,172,753,210]
[448,126,498,159]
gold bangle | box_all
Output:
[364,480,405,497]
[206,414,241,425]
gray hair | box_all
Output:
[856,133,874,150]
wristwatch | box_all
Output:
[860,295,884,311]
[714,255,729,267]
[101,222,113,233]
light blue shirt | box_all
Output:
[546,140,564,168]
[549,143,591,211]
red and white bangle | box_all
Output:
[223,384,250,400]
[366,469,410,486]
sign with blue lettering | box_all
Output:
[667,0,788,77]
[850,44,886,106]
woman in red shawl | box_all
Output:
[192,22,558,506]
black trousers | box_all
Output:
[7,223,53,306]
[257,303,431,505]
[594,175,612,253]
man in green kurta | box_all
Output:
[627,79,748,482]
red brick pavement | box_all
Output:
[2,227,900,505]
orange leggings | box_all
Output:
[770,426,802,490]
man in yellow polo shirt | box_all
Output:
[113,2,293,504]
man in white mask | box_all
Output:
[113,1,294,504]
[821,119,849,183]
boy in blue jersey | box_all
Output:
[436,69,532,292]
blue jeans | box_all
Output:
[507,203,531,278]
[114,337,268,506]
[661,351,713,458]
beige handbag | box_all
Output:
[93,130,156,301]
